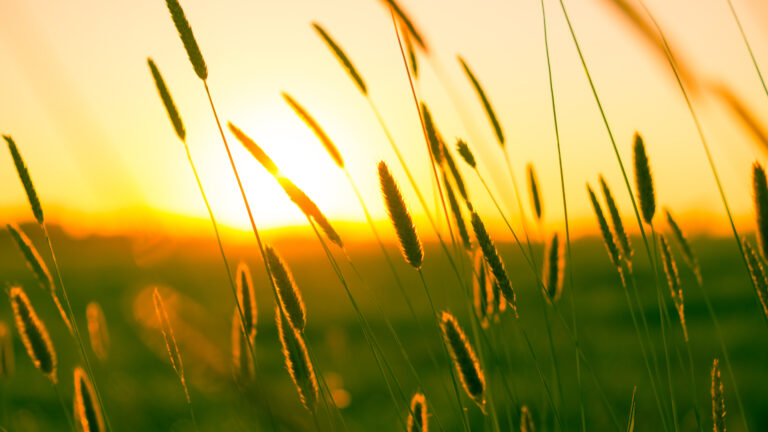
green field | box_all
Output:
[1,225,765,431]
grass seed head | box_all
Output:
[633,133,656,224]
[147,58,186,141]
[543,232,564,303]
[440,311,486,410]
[599,175,632,261]
[236,262,258,338]
[711,358,726,432]
[74,366,105,432]
[458,57,504,147]
[5,136,44,224]
[407,392,428,432]
[312,23,367,95]
[470,211,517,315]
[276,307,318,410]
[753,162,768,259]
[86,302,110,362]
[164,0,207,79]
[265,245,306,332]
[282,92,344,169]
[9,286,56,382]
[378,161,423,269]
[588,184,622,269]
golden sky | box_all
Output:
[1,0,767,240]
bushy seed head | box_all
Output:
[458,57,504,147]
[752,162,768,259]
[164,0,207,80]
[147,58,186,141]
[228,122,279,176]
[9,286,56,382]
[743,239,768,319]
[378,162,423,268]
[7,224,53,292]
[283,92,344,169]
[265,245,306,332]
[74,366,105,432]
[711,358,726,432]
[456,139,476,169]
[587,184,622,268]
[660,234,687,341]
[407,392,428,432]
[276,307,318,410]
[404,32,419,78]
[5,136,44,224]
[312,23,367,95]
[470,211,517,315]
[599,175,632,261]
[633,133,656,224]
[236,262,257,338]
[86,302,110,362]
[527,164,543,222]
[543,233,564,303]
[440,311,486,409]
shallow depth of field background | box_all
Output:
[1,0,768,431]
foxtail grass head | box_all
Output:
[665,208,701,284]
[407,392,428,432]
[231,312,255,385]
[147,58,186,141]
[312,23,367,95]
[442,143,468,202]
[456,139,476,169]
[443,176,471,251]
[599,175,632,261]
[421,103,442,164]
[9,286,56,382]
[659,234,687,340]
[0,322,14,380]
[470,211,517,315]
[711,358,725,432]
[440,311,486,410]
[633,133,656,224]
[276,307,318,410]
[543,233,564,303]
[282,92,344,169]
[236,262,257,339]
[74,366,105,432]
[153,288,185,382]
[527,164,543,222]
[472,250,493,328]
[458,57,504,147]
[378,161,423,269]
[265,245,306,332]
[228,122,279,176]
[382,0,429,53]
[7,224,53,292]
[164,0,207,80]
[742,239,768,319]
[86,302,110,362]
[5,136,44,224]
[753,162,768,259]
[587,184,622,269]
[520,406,535,432]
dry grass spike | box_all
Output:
[265,245,306,332]
[86,302,110,362]
[407,392,428,432]
[164,0,207,80]
[378,161,424,269]
[74,366,105,432]
[470,211,517,315]
[440,311,486,410]
[282,92,344,169]
[276,307,318,411]
[5,136,44,224]
[633,133,656,224]
[9,286,56,382]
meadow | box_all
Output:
[2,0,768,431]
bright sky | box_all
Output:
[0,0,767,240]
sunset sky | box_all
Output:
[1,0,767,240]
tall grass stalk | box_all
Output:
[723,0,768,97]
[635,1,766,336]
[5,136,112,432]
[539,1,585,426]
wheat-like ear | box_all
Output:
[659,234,688,341]
[527,164,543,222]
[458,57,504,147]
[442,142,468,202]
[382,0,428,52]
[312,23,367,95]
[440,311,486,410]
[664,208,701,284]
[153,288,186,387]
[236,262,257,339]
[9,286,56,382]
[282,92,344,169]
[378,161,424,268]
[164,0,207,80]
[472,250,492,328]
[711,358,726,432]
[5,136,43,224]
[231,312,255,385]
[753,162,768,259]
[265,245,306,332]
[598,176,633,262]
[633,133,656,224]
[0,322,14,380]
[86,302,110,362]
[456,139,477,169]
[275,176,344,248]
[443,176,471,251]
[742,239,768,319]
[587,184,622,269]
[470,211,517,315]
[407,392,428,432]
[421,103,443,164]
[520,405,535,432]
[276,307,318,411]
[74,366,105,432]
[543,232,564,303]
[228,122,279,176]
[147,58,186,141]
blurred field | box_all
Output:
[1,224,766,431]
